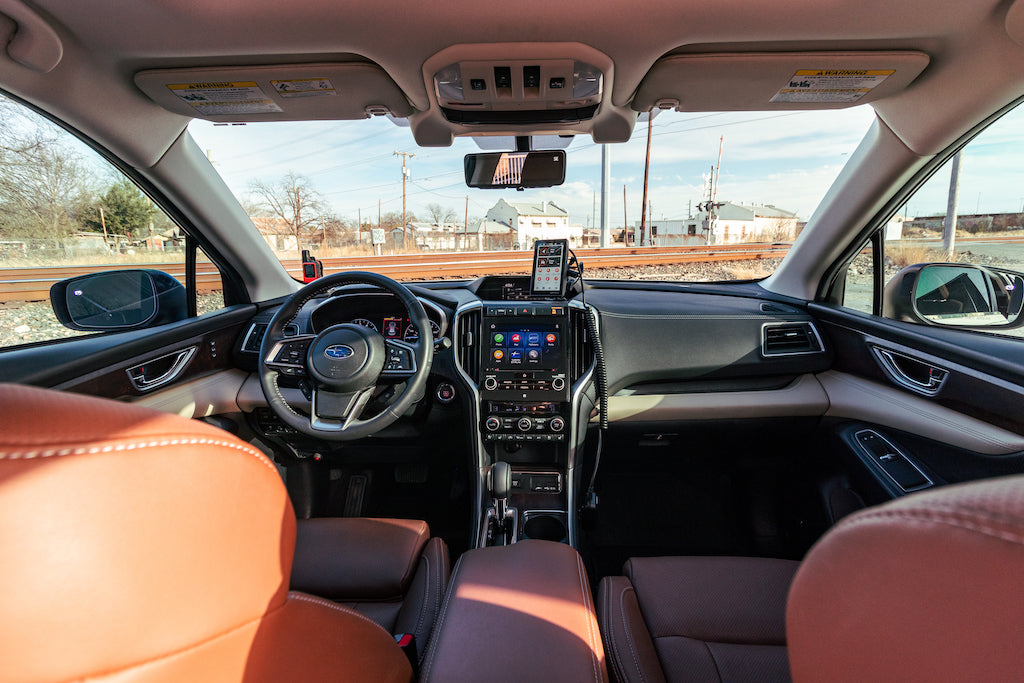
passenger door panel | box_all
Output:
[809,303,1024,498]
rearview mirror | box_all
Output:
[883,263,1024,329]
[464,150,566,189]
[50,269,188,331]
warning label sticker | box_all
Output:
[167,82,282,115]
[271,78,337,98]
[770,69,895,104]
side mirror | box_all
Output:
[50,269,187,331]
[883,263,1024,329]
[464,150,566,189]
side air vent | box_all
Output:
[761,322,823,357]
[456,308,482,382]
[241,323,268,353]
[570,307,595,383]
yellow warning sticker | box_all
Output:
[271,78,337,98]
[167,82,282,115]
[770,69,895,104]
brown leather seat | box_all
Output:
[601,474,1024,683]
[598,556,800,683]
[788,474,1024,682]
[0,383,412,683]
[290,516,449,663]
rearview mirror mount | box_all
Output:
[464,150,566,189]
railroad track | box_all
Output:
[0,243,789,303]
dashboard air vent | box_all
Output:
[456,309,482,382]
[762,322,823,356]
[242,323,268,353]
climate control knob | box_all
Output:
[485,416,502,432]
[551,377,565,391]
[517,417,533,432]
[549,417,565,432]
[483,377,498,391]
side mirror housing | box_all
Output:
[50,269,188,331]
[883,263,1024,330]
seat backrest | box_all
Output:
[0,383,410,683]
[787,474,1024,682]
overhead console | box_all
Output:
[413,42,636,146]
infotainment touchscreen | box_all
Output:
[484,321,564,372]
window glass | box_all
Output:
[840,101,1024,336]
[188,106,875,282]
[0,94,224,348]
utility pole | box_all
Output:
[99,206,109,253]
[464,195,469,251]
[943,150,963,259]
[648,201,653,246]
[623,185,628,245]
[600,145,610,247]
[394,151,415,247]
[640,112,653,247]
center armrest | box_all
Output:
[421,539,607,683]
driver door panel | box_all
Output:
[0,305,256,414]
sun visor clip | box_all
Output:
[364,104,390,117]
[653,98,680,111]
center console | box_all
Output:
[456,241,598,551]
[479,303,571,444]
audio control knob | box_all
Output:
[551,377,565,391]
[483,377,498,391]
[517,417,533,432]
[485,416,502,432]
[549,417,565,432]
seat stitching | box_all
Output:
[701,640,725,683]
[0,437,276,473]
[619,585,647,683]
[576,552,602,683]
[602,581,626,683]
[412,551,430,637]
[61,610,268,680]
[420,553,463,682]
[289,591,393,636]
[837,507,1024,547]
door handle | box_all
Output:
[870,346,949,396]
[126,346,197,392]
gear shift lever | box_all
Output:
[489,461,512,543]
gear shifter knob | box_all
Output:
[491,461,511,499]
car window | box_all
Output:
[188,106,875,283]
[0,94,226,349]
[841,101,1024,338]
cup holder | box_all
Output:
[522,513,567,542]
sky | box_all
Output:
[186,102,1024,228]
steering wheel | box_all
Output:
[258,271,433,441]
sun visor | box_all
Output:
[134,63,414,122]
[633,51,929,112]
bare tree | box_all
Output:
[764,216,795,242]
[249,172,326,257]
[426,202,456,226]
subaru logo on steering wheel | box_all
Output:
[324,344,354,360]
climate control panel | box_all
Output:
[482,401,567,443]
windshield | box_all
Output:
[188,107,876,282]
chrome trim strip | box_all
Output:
[760,321,825,357]
[126,346,197,392]
[567,299,597,549]
[453,301,487,548]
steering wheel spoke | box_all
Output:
[264,334,316,376]
[381,338,419,379]
[310,386,375,432]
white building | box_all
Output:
[484,199,582,249]
[701,202,799,245]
